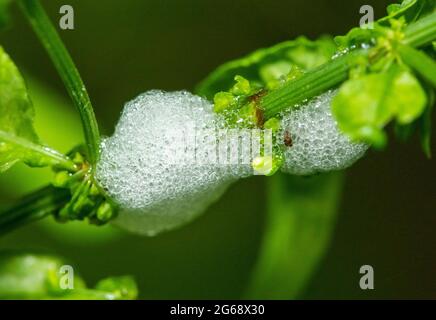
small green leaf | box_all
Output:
[394,70,428,123]
[231,75,252,96]
[0,130,76,171]
[196,36,336,99]
[213,92,235,113]
[0,46,75,172]
[259,60,292,89]
[245,172,343,299]
[332,66,427,146]
[335,27,382,51]
[263,117,281,132]
[286,37,337,70]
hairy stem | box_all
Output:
[261,11,436,118]
[18,0,100,165]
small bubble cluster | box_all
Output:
[278,90,368,175]
[96,91,251,236]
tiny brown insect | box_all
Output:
[249,90,267,127]
[284,131,293,147]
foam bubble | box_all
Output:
[279,90,368,175]
[96,91,250,236]
[96,90,368,235]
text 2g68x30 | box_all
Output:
[214,304,265,315]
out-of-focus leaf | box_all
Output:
[0,0,12,29]
[196,36,336,99]
[245,172,343,299]
[95,276,138,300]
[0,47,74,172]
[0,251,85,299]
[332,66,427,147]
[0,130,75,171]
[0,251,137,299]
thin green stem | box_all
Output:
[18,0,100,165]
[403,11,436,47]
[262,51,361,118]
[261,11,436,118]
[0,186,70,236]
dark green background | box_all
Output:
[0,0,435,299]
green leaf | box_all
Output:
[285,37,337,70]
[0,46,75,172]
[245,172,343,299]
[196,36,336,99]
[394,70,428,123]
[0,251,138,299]
[0,131,76,171]
[334,27,379,50]
[332,66,427,147]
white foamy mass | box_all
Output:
[279,90,368,175]
[96,91,251,236]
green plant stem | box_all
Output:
[18,0,100,165]
[403,11,436,47]
[0,186,69,236]
[262,51,361,118]
[261,11,436,118]
[398,44,436,88]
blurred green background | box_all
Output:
[0,0,435,299]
